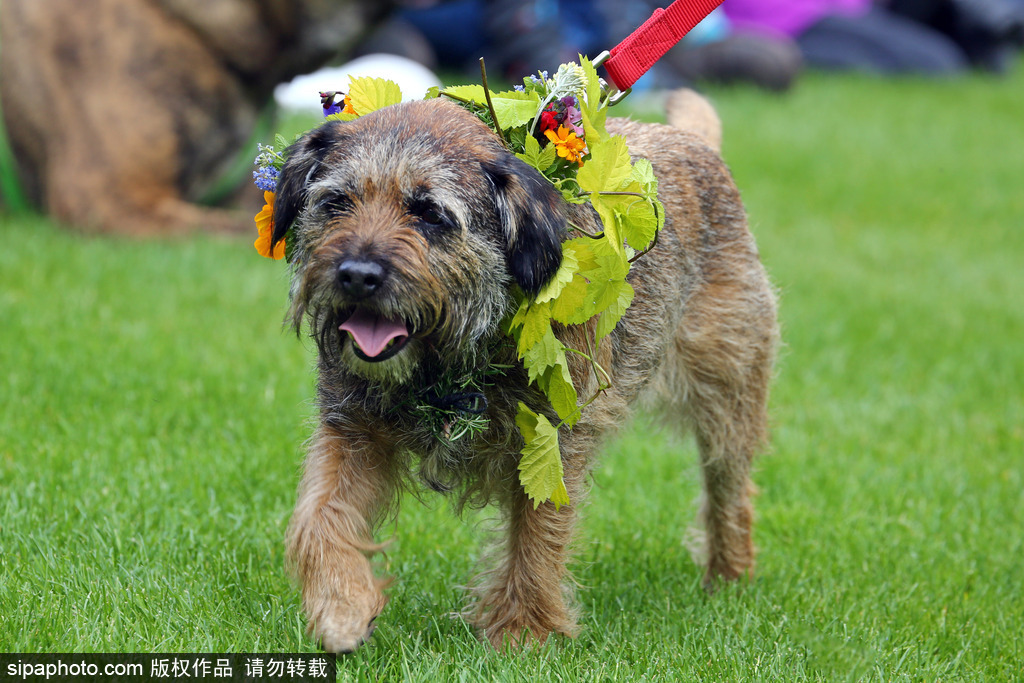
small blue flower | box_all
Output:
[253,166,279,192]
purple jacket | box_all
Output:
[722,0,871,38]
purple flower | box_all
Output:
[560,95,584,137]
[319,91,344,118]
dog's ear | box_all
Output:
[271,121,345,246]
[483,154,566,296]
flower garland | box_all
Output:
[253,59,664,509]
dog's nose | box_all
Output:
[337,259,386,299]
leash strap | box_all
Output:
[599,0,724,94]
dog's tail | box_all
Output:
[665,89,722,153]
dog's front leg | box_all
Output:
[285,423,393,653]
[470,447,587,649]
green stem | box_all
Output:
[478,58,508,147]
[564,346,613,388]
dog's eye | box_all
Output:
[316,192,352,214]
[420,207,443,225]
[409,200,446,228]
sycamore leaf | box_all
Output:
[504,295,530,337]
[578,55,607,144]
[535,243,579,303]
[595,280,635,340]
[515,300,552,355]
[516,134,557,174]
[521,325,562,384]
[440,86,539,130]
[539,361,580,426]
[588,194,622,256]
[441,84,486,103]
[602,189,659,251]
[581,234,630,281]
[325,111,359,123]
[347,77,403,115]
[585,276,633,321]
[630,158,658,199]
[548,273,594,325]
[565,237,598,271]
[489,89,542,129]
[577,135,632,195]
[515,403,569,510]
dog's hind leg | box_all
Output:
[285,424,396,653]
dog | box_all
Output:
[0,0,391,234]
[272,93,778,652]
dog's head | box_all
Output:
[272,98,566,384]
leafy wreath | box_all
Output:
[253,57,664,510]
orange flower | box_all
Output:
[254,190,285,260]
[343,94,357,115]
[543,125,587,167]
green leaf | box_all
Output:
[549,273,594,325]
[441,86,540,130]
[595,280,634,340]
[588,194,622,256]
[347,77,403,115]
[629,158,658,199]
[520,323,563,385]
[515,403,569,510]
[601,189,659,251]
[578,55,607,144]
[586,276,633,321]
[504,295,530,337]
[441,84,486,103]
[581,232,630,281]
[516,300,552,354]
[325,111,359,123]
[577,135,632,195]
[516,134,557,174]
[490,90,541,129]
[535,243,579,303]
[539,361,580,426]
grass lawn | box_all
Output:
[1,62,1022,680]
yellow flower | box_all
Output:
[254,190,285,260]
[543,125,587,167]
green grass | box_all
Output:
[2,64,1023,680]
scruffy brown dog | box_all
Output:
[0,0,390,234]
[273,95,777,652]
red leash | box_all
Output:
[595,0,724,102]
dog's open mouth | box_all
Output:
[339,308,410,363]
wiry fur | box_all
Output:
[276,95,778,652]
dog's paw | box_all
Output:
[305,586,387,655]
[311,605,379,654]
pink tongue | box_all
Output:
[339,309,408,358]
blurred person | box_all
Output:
[722,0,973,75]
[598,2,804,92]
[397,0,605,80]
[888,0,1024,72]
